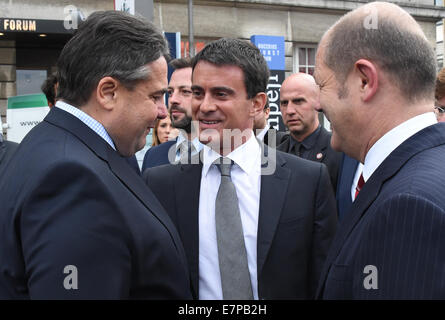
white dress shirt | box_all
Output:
[255,124,270,142]
[175,132,203,162]
[362,112,437,184]
[198,133,261,300]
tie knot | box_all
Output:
[215,157,233,176]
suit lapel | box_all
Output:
[308,128,329,162]
[257,147,291,276]
[316,123,445,298]
[175,158,203,298]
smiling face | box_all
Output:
[314,46,357,154]
[110,56,168,156]
[280,74,320,142]
[191,61,256,153]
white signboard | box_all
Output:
[6,106,50,143]
[115,0,135,15]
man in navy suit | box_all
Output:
[0,11,191,299]
[142,58,202,172]
[335,154,360,221]
[314,2,445,299]
[144,38,337,299]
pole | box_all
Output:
[188,0,194,57]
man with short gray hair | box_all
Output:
[315,1,445,299]
[0,11,192,299]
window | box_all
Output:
[293,44,331,131]
[293,46,316,75]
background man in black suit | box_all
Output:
[0,11,192,299]
[144,38,337,300]
[278,73,342,194]
[0,118,18,174]
[315,2,445,299]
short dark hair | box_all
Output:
[41,73,58,106]
[436,67,445,100]
[325,17,436,101]
[170,57,192,70]
[57,10,169,107]
[191,38,269,99]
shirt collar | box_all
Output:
[175,131,203,154]
[55,100,116,150]
[256,124,270,142]
[363,112,437,182]
[202,131,261,177]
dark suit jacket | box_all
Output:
[0,138,19,175]
[336,154,359,221]
[0,107,192,299]
[141,140,176,172]
[144,146,338,299]
[317,123,445,299]
[277,127,342,194]
[125,155,141,176]
[262,128,286,148]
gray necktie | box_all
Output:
[215,157,253,300]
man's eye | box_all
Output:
[182,89,192,96]
[216,92,227,98]
[151,94,164,102]
[280,101,288,107]
[167,91,173,97]
[192,90,202,97]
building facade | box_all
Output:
[1,0,445,130]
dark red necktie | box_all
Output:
[355,174,365,199]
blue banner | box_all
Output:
[250,35,285,71]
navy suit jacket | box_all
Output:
[317,122,445,299]
[0,107,192,299]
[336,154,359,221]
[141,140,176,172]
[144,147,338,299]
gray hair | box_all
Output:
[57,10,169,107]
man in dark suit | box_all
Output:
[314,2,445,299]
[144,38,337,300]
[142,58,202,172]
[0,11,191,299]
[277,73,342,194]
[0,126,18,174]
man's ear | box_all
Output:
[251,92,267,117]
[354,59,378,102]
[96,77,120,110]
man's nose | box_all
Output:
[158,102,168,119]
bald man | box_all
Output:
[314,2,445,299]
[278,73,342,194]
